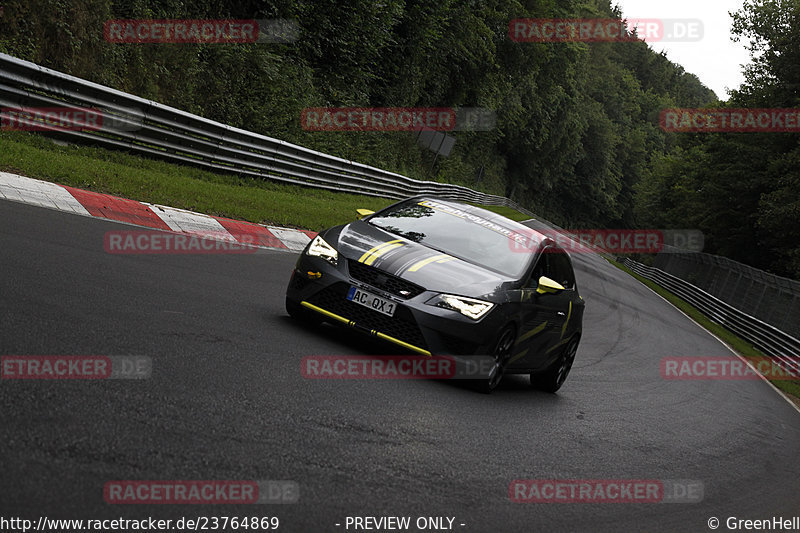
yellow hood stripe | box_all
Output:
[364,242,404,266]
[408,253,454,272]
[358,239,403,264]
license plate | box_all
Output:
[346,286,397,317]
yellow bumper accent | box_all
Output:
[375,332,432,356]
[300,301,431,356]
[301,301,351,325]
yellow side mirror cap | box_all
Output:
[356,209,375,219]
[536,276,566,294]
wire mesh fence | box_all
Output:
[654,245,800,339]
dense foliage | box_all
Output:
[636,0,800,278]
[2,0,796,278]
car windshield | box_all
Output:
[368,199,536,278]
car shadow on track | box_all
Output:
[278,314,568,400]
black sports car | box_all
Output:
[285,197,584,393]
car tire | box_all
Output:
[530,336,579,393]
[474,326,516,394]
[286,297,322,325]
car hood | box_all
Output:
[330,220,514,299]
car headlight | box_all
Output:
[427,294,494,320]
[306,235,338,266]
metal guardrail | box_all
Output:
[623,258,800,369]
[15,52,797,366]
[0,53,534,217]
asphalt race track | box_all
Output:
[2,198,799,532]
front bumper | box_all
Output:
[285,253,506,356]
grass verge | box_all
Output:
[0,132,534,230]
[608,258,800,403]
[0,131,393,231]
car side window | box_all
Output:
[547,251,575,289]
[525,254,548,288]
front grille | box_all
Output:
[347,260,425,299]
[307,283,428,350]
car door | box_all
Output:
[507,248,574,371]
[536,249,581,369]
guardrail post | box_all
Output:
[753,284,769,317]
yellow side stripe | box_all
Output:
[358,239,403,264]
[560,301,573,340]
[545,337,571,355]
[408,253,453,272]
[509,349,529,365]
[516,321,548,345]
[364,242,404,266]
[300,301,431,357]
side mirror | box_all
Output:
[356,208,375,220]
[537,276,565,295]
